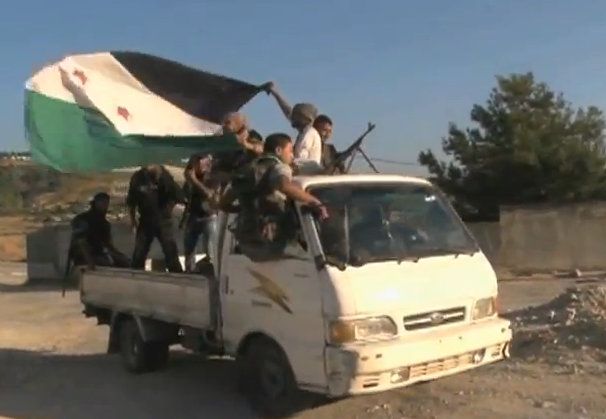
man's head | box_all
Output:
[144,164,163,180]
[264,133,294,165]
[290,103,317,131]
[248,129,263,144]
[190,153,213,176]
[91,192,110,215]
[222,112,248,136]
[313,114,333,142]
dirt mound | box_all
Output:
[509,285,606,371]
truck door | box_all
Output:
[220,214,327,391]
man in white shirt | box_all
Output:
[264,83,322,166]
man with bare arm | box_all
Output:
[264,83,322,165]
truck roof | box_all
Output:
[294,173,431,189]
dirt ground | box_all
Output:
[1,262,605,419]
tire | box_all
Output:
[239,337,299,417]
[119,319,169,373]
[147,341,169,370]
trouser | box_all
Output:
[71,245,131,268]
[97,249,131,268]
[131,219,183,273]
[183,215,217,272]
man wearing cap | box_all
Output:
[70,192,130,268]
[264,83,322,165]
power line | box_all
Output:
[353,155,420,167]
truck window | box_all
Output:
[310,183,478,267]
[230,205,307,261]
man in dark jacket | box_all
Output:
[70,192,130,268]
[127,164,184,272]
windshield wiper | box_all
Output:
[349,254,420,267]
[417,247,479,258]
[393,255,419,263]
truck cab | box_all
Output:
[218,174,511,393]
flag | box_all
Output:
[25,51,262,172]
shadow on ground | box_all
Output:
[0,348,329,419]
[0,349,254,419]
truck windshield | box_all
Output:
[309,183,478,267]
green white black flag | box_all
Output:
[25,51,262,172]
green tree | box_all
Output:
[419,72,606,220]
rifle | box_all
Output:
[325,122,377,175]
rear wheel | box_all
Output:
[238,337,299,417]
[119,319,169,373]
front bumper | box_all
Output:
[325,317,511,397]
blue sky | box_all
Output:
[2,0,606,172]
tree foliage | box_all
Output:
[419,73,606,220]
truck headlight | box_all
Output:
[472,297,497,320]
[328,316,397,344]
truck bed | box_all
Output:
[80,268,213,329]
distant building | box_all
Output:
[0,151,31,162]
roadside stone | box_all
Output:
[533,400,556,409]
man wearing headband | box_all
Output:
[264,82,322,165]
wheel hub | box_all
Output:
[260,359,285,398]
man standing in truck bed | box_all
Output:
[182,153,219,272]
[127,164,184,273]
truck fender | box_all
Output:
[235,331,296,380]
[107,312,179,354]
[236,331,284,356]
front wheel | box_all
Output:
[238,337,299,417]
[119,319,169,373]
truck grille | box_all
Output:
[403,307,466,331]
[409,343,505,379]
[409,351,474,378]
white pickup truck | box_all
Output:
[79,174,511,416]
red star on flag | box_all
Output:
[73,69,87,85]
[117,106,130,121]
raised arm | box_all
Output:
[263,82,293,122]
[185,167,215,197]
